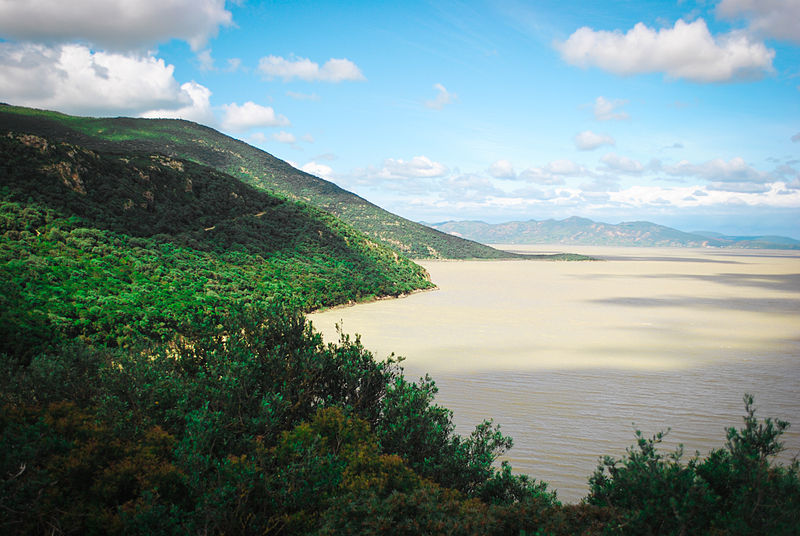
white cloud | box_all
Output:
[355,156,449,182]
[425,83,457,109]
[0,43,200,117]
[601,153,644,174]
[302,133,315,143]
[665,157,767,183]
[580,177,622,193]
[248,132,269,146]
[444,173,505,201]
[0,0,232,51]
[792,133,800,143]
[547,159,583,175]
[272,131,296,144]
[575,130,616,150]
[518,159,589,185]
[286,90,320,101]
[258,55,365,82]
[382,156,448,178]
[593,96,629,121]
[488,159,516,179]
[196,49,215,71]
[301,161,334,180]
[225,58,242,72]
[220,101,290,131]
[557,18,775,82]
[140,81,214,125]
[717,0,800,44]
[664,156,773,193]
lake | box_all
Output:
[308,246,800,502]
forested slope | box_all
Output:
[0,104,520,259]
[0,130,432,356]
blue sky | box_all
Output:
[1,0,799,237]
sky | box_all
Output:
[1,0,799,237]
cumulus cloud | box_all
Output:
[196,49,215,71]
[444,173,505,201]
[139,81,214,125]
[0,0,232,51]
[519,159,589,185]
[258,55,365,82]
[547,159,584,175]
[594,96,629,121]
[220,101,290,131]
[225,58,242,72]
[580,177,622,192]
[301,161,334,180]
[382,156,448,178]
[488,159,516,179]
[286,90,320,101]
[665,157,767,183]
[272,131,296,144]
[0,43,200,117]
[574,130,616,150]
[601,153,644,174]
[792,133,800,142]
[355,156,449,182]
[664,156,773,193]
[425,83,457,109]
[557,18,775,82]
[717,0,800,44]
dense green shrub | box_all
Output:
[1,306,556,535]
[588,394,800,535]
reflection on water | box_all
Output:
[308,246,800,502]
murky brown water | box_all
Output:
[308,246,800,502]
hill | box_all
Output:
[0,104,519,259]
[429,217,800,249]
[0,129,433,356]
[693,231,800,249]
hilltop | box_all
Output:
[429,217,800,249]
[0,104,519,259]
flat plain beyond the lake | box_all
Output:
[308,246,800,502]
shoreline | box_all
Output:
[310,285,439,314]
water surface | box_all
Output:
[309,246,800,502]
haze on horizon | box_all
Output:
[1,0,798,237]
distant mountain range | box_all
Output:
[427,217,800,249]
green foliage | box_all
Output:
[697,394,800,535]
[0,131,433,355]
[2,307,557,535]
[0,103,521,259]
[587,394,800,535]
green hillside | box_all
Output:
[0,104,519,259]
[0,129,433,356]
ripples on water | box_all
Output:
[309,246,800,502]
[427,358,799,502]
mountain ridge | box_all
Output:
[0,104,521,259]
[427,217,799,249]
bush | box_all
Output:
[587,394,800,535]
